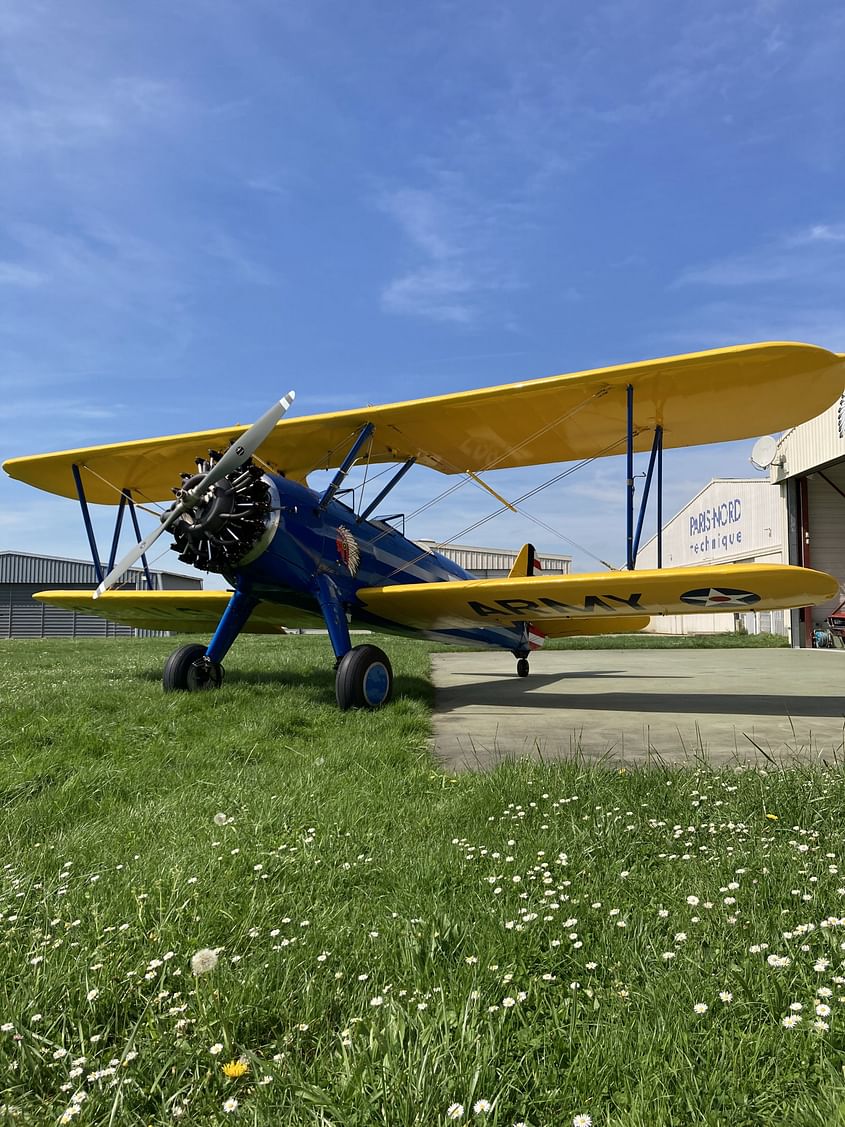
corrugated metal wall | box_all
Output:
[418,541,571,577]
[1,584,140,638]
[776,395,845,482]
[0,552,203,639]
[0,552,152,587]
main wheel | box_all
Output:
[516,657,530,678]
[163,643,224,692]
[335,645,393,710]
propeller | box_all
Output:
[93,391,295,598]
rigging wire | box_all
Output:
[397,385,611,526]
[386,429,640,578]
[76,464,168,517]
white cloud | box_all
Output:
[380,188,464,262]
[804,224,845,243]
[382,264,475,324]
[672,221,845,300]
[377,180,522,324]
[0,263,45,288]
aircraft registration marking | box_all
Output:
[468,593,646,617]
[468,587,763,619]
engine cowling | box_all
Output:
[168,451,272,573]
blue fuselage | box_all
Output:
[230,473,525,651]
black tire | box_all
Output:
[516,657,530,678]
[335,645,393,710]
[163,643,224,692]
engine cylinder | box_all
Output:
[168,452,273,573]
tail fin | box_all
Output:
[508,544,543,578]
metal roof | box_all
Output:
[0,550,198,587]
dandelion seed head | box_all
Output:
[191,948,218,975]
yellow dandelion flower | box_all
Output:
[222,1059,249,1078]
[766,813,779,821]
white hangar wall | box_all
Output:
[636,478,785,636]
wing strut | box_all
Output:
[358,458,416,522]
[72,465,157,589]
[318,423,374,512]
[625,383,664,570]
[71,463,104,585]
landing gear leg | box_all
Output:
[163,586,257,692]
[314,574,393,709]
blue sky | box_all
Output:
[2,0,844,584]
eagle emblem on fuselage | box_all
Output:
[335,526,360,576]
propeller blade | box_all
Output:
[184,391,295,499]
[93,505,184,598]
[92,391,295,598]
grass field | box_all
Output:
[2,634,845,1126]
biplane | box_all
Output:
[4,342,844,708]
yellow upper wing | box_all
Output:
[355,563,838,632]
[4,342,844,503]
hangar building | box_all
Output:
[0,551,202,639]
[637,479,785,637]
[415,540,571,578]
[637,390,845,645]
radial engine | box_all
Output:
[168,450,274,572]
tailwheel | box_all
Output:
[516,657,530,678]
[335,645,393,710]
[163,643,224,692]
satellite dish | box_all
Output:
[750,435,778,470]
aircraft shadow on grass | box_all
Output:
[137,665,431,705]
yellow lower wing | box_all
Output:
[32,590,325,633]
[540,616,651,638]
[356,564,837,632]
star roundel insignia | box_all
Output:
[680,587,761,608]
[336,526,360,576]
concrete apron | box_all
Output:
[431,648,845,771]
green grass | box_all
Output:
[1,635,844,1126]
